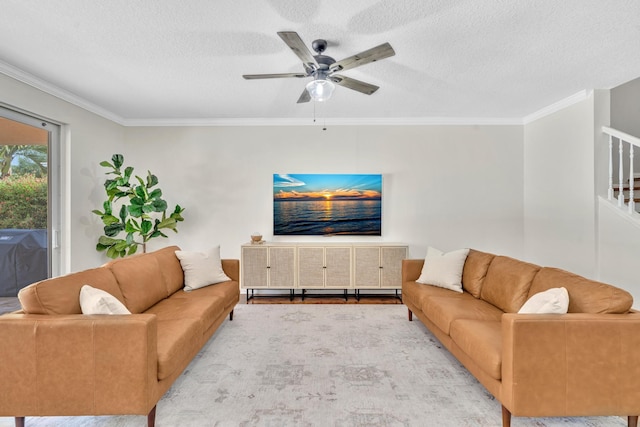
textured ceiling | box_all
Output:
[1,0,640,124]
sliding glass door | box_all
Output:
[0,107,60,296]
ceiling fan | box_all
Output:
[243,31,396,103]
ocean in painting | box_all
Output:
[273,173,382,235]
[274,199,381,235]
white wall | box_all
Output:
[0,74,126,272]
[124,125,524,261]
[611,76,640,138]
[598,201,640,305]
[523,94,598,277]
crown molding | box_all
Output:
[122,116,523,127]
[522,90,592,124]
[2,61,589,128]
[0,60,126,125]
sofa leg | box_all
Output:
[629,415,638,427]
[147,405,156,427]
[407,309,413,321]
[501,406,511,427]
[15,417,25,427]
[229,309,234,321]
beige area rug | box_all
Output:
[0,304,627,427]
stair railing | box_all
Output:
[603,126,640,214]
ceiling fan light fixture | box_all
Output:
[306,79,335,102]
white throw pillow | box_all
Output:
[416,247,470,293]
[518,287,569,314]
[79,285,131,315]
[175,246,231,291]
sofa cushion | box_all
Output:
[155,318,201,381]
[403,280,469,313]
[422,294,503,335]
[416,247,469,293]
[528,267,633,314]
[175,246,231,291]
[171,280,240,311]
[462,250,495,298]
[450,319,502,380]
[18,267,124,315]
[480,256,540,313]
[518,287,569,314]
[150,245,185,295]
[146,294,225,337]
[79,285,131,315]
[107,252,169,313]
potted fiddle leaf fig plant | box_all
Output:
[92,154,185,258]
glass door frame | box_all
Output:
[0,105,62,278]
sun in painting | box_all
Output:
[323,193,332,200]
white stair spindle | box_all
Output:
[618,138,625,207]
[629,144,635,213]
[608,134,614,200]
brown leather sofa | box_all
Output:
[0,245,239,427]
[403,249,640,427]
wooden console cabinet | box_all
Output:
[241,243,407,300]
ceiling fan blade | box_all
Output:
[330,42,395,72]
[277,31,318,71]
[297,88,311,103]
[243,73,307,79]
[330,75,379,95]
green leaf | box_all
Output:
[152,198,167,212]
[112,154,124,169]
[101,214,120,225]
[104,222,125,237]
[105,180,119,191]
[128,204,143,217]
[103,201,112,215]
[135,175,146,188]
[141,220,152,235]
[134,186,146,199]
[125,220,137,233]
[99,160,113,168]
[96,243,108,252]
[114,240,129,252]
[106,245,119,259]
[146,171,158,188]
[126,232,134,245]
[98,236,118,246]
[149,188,162,199]
[91,209,104,216]
[127,245,138,256]
[130,196,144,206]
[157,217,177,230]
[119,204,127,223]
[124,166,134,181]
[142,204,154,214]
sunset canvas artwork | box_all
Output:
[273,174,382,235]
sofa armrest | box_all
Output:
[501,312,640,417]
[402,259,424,283]
[222,259,239,282]
[0,313,158,417]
